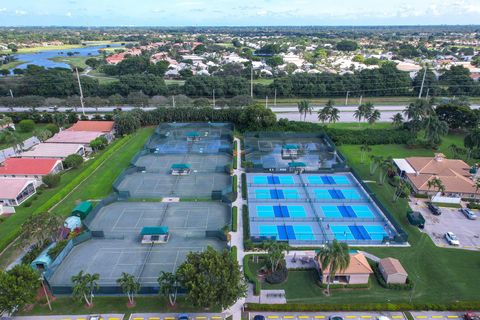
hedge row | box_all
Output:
[326,128,414,145]
[232,175,238,201]
[231,206,238,232]
[467,202,480,209]
[230,246,237,260]
[244,255,261,296]
[233,141,238,169]
[246,301,480,312]
[241,173,247,200]
[0,134,133,253]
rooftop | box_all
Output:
[379,257,408,276]
[0,178,36,199]
[0,158,61,176]
[20,143,83,159]
[67,121,115,133]
[47,131,105,144]
[322,252,373,275]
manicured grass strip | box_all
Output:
[244,255,261,296]
[19,296,219,316]
[231,206,238,232]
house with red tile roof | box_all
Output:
[394,153,476,197]
[317,252,373,285]
[67,120,115,133]
[0,158,63,186]
[0,178,36,206]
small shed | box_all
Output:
[171,163,192,176]
[140,226,170,244]
[30,242,56,271]
[64,216,82,231]
[378,257,408,284]
[288,161,306,173]
[71,201,93,219]
[186,131,200,142]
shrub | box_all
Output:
[231,206,238,232]
[230,246,237,260]
[241,173,247,200]
[47,240,69,260]
[63,154,84,169]
[467,202,480,209]
[242,204,250,242]
[232,175,238,201]
[17,119,35,132]
[42,173,61,188]
[22,200,32,207]
[45,123,59,134]
[265,262,288,284]
[21,241,51,265]
[90,136,108,151]
[244,255,261,295]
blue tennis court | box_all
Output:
[254,189,300,199]
[320,205,374,218]
[256,205,307,218]
[330,224,388,241]
[306,175,351,185]
[259,224,315,240]
[253,175,295,185]
[313,189,361,200]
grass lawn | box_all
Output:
[0,128,153,269]
[326,122,393,130]
[50,127,153,217]
[0,60,25,70]
[49,56,91,69]
[20,296,217,316]
[253,78,274,85]
[165,79,186,86]
[248,132,480,305]
[0,124,48,149]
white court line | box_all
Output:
[111,207,127,231]
[108,251,123,279]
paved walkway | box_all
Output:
[14,314,124,320]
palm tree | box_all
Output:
[0,116,13,129]
[404,99,433,122]
[368,109,381,125]
[392,176,411,202]
[427,176,444,199]
[328,107,340,123]
[354,102,374,125]
[369,155,384,176]
[391,113,404,128]
[360,143,371,164]
[316,240,350,295]
[475,178,480,201]
[317,107,330,123]
[424,116,449,147]
[158,271,179,307]
[71,271,99,307]
[297,100,313,121]
[3,130,24,154]
[378,159,395,185]
[117,272,140,306]
[33,129,53,143]
[464,128,480,159]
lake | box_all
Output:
[9,43,124,71]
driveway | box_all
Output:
[409,200,480,250]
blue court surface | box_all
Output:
[247,172,398,245]
[254,189,300,199]
[329,224,388,241]
[256,205,307,218]
[319,205,374,218]
[252,175,296,185]
[259,225,315,240]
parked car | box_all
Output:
[460,208,477,220]
[445,232,460,246]
[464,312,480,320]
[377,317,391,320]
[253,316,266,320]
[329,316,344,320]
[178,315,189,320]
[427,202,441,215]
[88,316,101,320]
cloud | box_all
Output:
[15,10,27,16]
[0,8,6,13]
[66,11,72,17]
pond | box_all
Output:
[8,43,124,72]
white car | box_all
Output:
[445,232,460,246]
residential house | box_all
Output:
[393,153,477,197]
[0,178,36,206]
[378,257,408,284]
[318,252,373,285]
[0,158,63,186]
[46,131,106,148]
[66,120,115,141]
[19,143,85,159]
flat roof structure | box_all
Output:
[20,143,84,159]
[46,131,105,145]
[67,121,115,133]
[0,178,36,200]
[0,158,62,176]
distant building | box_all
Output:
[46,131,107,147]
[20,143,85,159]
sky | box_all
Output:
[0,0,479,26]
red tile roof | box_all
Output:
[67,121,114,132]
[0,158,61,175]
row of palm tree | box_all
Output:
[297,100,381,125]
[71,269,179,307]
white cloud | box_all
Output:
[0,8,7,13]
[66,11,72,17]
[15,10,27,16]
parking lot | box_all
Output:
[245,312,465,320]
[409,200,480,250]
